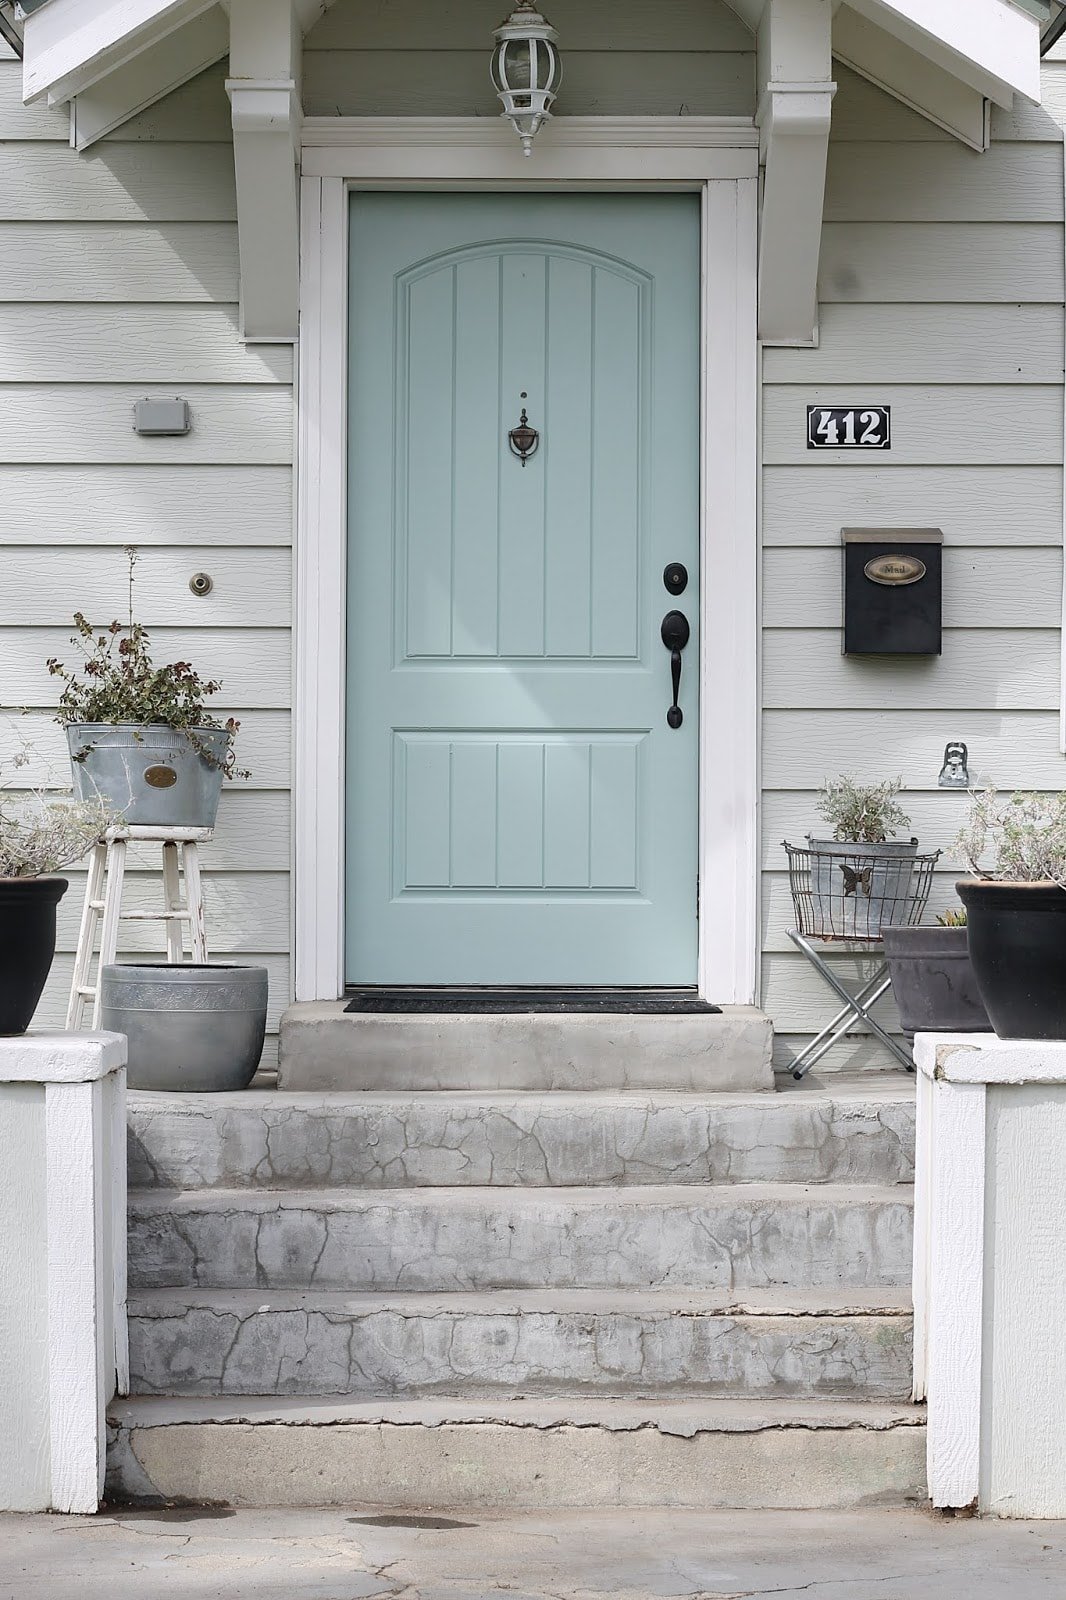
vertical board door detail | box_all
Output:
[347,193,700,984]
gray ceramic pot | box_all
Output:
[881,924,990,1043]
[67,723,229,828]
[100,963,267,1092]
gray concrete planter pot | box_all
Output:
[881,924,990,1044]
[100,963,267,1091]
[67,723,229,828]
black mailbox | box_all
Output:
[841,528,943,656]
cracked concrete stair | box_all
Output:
[127,1084,915,1190]
[127,1182,914,1293]
[127,1285,914,1399]
[114,1081,923,1508]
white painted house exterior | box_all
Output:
[2,0,1061,1072]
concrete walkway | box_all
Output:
[2,1506,1065,1598]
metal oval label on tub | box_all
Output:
[864,554,926,587]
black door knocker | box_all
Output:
[508,393,539,465]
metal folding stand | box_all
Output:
[786,927,913,1079]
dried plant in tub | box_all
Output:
[816,775,911,845]
[45,547,247,778]
[956,787,1066,890]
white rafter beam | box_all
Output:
[757,0,834,345]
[226,0,301,342]
[22,0,220,103]
[833,6,989,151]
[843,0,1042,108]
[70,3,228,148]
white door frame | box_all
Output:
[294,116,760,1006]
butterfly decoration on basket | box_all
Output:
[839,863,873,898]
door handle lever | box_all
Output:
[660,610,690,729]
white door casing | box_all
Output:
[294,117,760,1006]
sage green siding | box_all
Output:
[763,63,1066,1070]
[0,52,292,1064]
[1,6,1064,1075]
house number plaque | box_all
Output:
[807,406,891,450]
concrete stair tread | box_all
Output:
[128,1082,916,1107]
[130,1180,914,1210]
[128,1284,913,1316]
[109,1391,924,1433]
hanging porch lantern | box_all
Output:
[490,1,562,158]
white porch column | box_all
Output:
[0,1032,127,1514]
[755,0,835,345]
[915,1032,1066,1517]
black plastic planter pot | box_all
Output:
[881,924,990,1043]
[956,879,1066,1040]
[0,876,68,1035]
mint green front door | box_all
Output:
[346,193,700,985]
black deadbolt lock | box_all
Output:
[663,562,688,596]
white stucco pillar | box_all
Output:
[0,1032,127,1514]
[914,1032,1066,1518]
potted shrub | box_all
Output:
[882,906,990,1046]
[47,549,245,830]
[808,776,920,937]
[956,788,1066,1039]
[0,774,110,1034]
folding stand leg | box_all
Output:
[787,929,913,1078]
[161,841,185,963]
[182,842,209,963]
[92,837,127,1029]
[66,841,107,1031]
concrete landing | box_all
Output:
[106,1395,926,1510]
[9,1506,1066,1599]
[277,1003,774,1092]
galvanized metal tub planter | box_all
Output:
[788,838,932,940]
[66,723,230,829]
[881,924,990,1043]
[957,880,1066,1040]
[100,963,267,1091]
[0,876,67,1035]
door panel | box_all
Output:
[346,193,700,985]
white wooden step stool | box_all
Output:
[66,826,212,1031]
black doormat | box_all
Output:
[344,987,721,1015]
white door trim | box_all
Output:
[295,118,760,1006]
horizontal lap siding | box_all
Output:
[302,0,755,118]
[0,58,294,1058]
[763,64,1066,1073]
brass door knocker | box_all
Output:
[508,395,539,465]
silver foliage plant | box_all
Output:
[0,754,112,878]
[817,775,911,845]
[957,787,1066,889]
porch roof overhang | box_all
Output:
[745,0,1046,343]
[15,0,1048,345]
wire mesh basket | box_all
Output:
[784,839,941,942]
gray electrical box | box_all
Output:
[134,397,191,436]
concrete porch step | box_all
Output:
[106,1393,927,1509]
[127,1081,915,1190]
[127,1182,913,1293]
[126,1285,914,1401]
[277,1003,774,1092]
